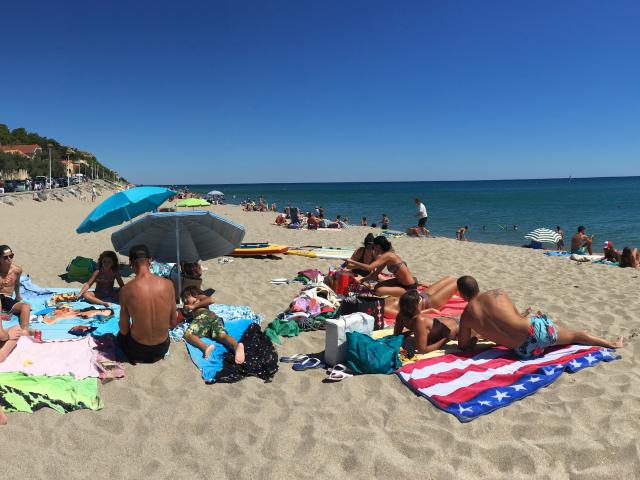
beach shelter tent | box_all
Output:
[111,211,245,298]
[76,186,175,233]
[175,198,211,208]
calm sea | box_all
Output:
[170,177,640,249]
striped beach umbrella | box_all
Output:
[524,228,562,244]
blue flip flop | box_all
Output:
[292,358,325,371]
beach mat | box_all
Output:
[543,251,571,257]
[0,372,103,414]
[396,345,619,422]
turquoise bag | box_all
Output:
[346,331,403,374]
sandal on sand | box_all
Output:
[280,354,308,363]
[327,370,353,382]
[292,358,324,371]
[326,364,348,375]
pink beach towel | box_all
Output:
[0,336,99,379]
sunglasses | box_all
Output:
[2,254,14,260]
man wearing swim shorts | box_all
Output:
[570,225,593,255]
[455,276,623,358]
[0,245,31,333]
[118,245,177,363]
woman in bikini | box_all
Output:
[394,289,460,354]
[345,236,418,297]
[76,251,124,307]
[346,233,377,278]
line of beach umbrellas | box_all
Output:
[76,186,245,296]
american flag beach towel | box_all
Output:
[396,344,619,422]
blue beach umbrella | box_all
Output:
[76,186,176,234]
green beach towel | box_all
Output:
[0,373,103,414]
[264,318,300,344]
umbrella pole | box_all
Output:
[176,216,182,306]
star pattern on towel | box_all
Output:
[492,390,509,402]
[584,353,597,364]
[478,400,491,407]
[528,376,541,383]
[569,359,582,369]
[458,405,473,414]
[543,367,557,376]
[601,349,612,358]
[511,384,526,392]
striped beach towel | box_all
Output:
[397,345,619,422]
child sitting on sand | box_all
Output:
[180,286,245,363]
[76,251,124,307]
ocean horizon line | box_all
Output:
[151,175,639,187]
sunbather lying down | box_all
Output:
[42,306,114,325]
[384,276,458,318]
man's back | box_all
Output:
[462,289,530,348]
[121,273,175,345]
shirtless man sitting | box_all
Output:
[0,245,31,333]
[570,226,593,255]
[394,290,459,354]
[456,276,623,358]
[118,245,177,363]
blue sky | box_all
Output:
[2,0,638,184]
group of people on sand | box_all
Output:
[0,244,246,370]
[569,226,640,267]
[342,234,624,357]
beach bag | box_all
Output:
[335,270,356,295]
[346,331,403,374]
[338,294,385,330]
[324,312,374,366]
[65,256,97,282]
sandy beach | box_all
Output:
[1,188,638,480]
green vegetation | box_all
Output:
[0,123,120,180]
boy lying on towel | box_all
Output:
[180,286,245,363]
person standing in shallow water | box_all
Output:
[415,198,428,236]
[380,213,389,230]
[556,225,565,250]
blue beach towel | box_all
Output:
[185,318,255,383]
[19,276,55,299]
[4,289,119,341]
[543,251,571,257]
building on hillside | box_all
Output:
[0,144,42,160]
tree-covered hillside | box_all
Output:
[0,123,119,180]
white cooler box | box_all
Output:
[324,312,374,366]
